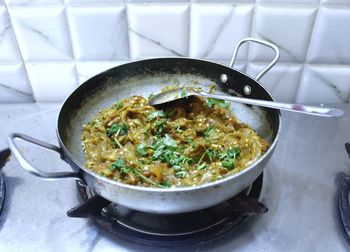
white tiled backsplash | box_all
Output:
[0,0,349,103]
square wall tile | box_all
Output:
[191,0,254,3]
[296,65,350,103]
[246,63,302,102]
[190,4,253,60]
[5,0,63,5]
[66,0,123,3]
[250,5,317,62]
[0,7,21,61]
[9,6,73,61]
[128,4,189,58]
[67,6,129,60]
[257,0,318,4]
[321,0,350,6]
[76,61,127,84]
[0,63,33,102]
[307,7,350,64]
[26,62,77,102]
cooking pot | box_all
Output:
[8,38,281,214]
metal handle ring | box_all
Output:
[8,133,81,181]
[229,37,280,81]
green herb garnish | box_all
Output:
[163,134,177,150]
[148,93,156,100]
[206,149,219,161]
[221,159,236,170]
[175,170,187,178]
[180,89,188,98]
[219,147,240,160]
[155,119,167,136]
[219,147,240,170]
[107,123,128,136]
[206,98,229,109]
[114,101,124,110]
[197,163,207,170]
[203,126,215,138]
[136,143,148,157]
[159,181,171,188]
[150,134,191,178]
[148,110,167,121]
[110,159,131,175]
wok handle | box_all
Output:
[229,37,280,81]
[8,133,81,181]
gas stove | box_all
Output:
[0,103,349,251]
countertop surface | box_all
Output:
[0,103,349,252]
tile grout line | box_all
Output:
[63,4,80,88]
[3,2,35,102]
[295,1,321,102]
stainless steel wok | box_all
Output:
[8,38,281,214]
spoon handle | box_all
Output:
[200,92,344,118]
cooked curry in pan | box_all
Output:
[82,94,268,188]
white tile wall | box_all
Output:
[296,65,350,103]
[128,4,190,58]
[190,4,253,60]
[250,5,317,62]
[307,7,350,64]
[10,6,73,61]
[67,6,129,60]
[246,63,303,102]
[76,61,126,83]
[0,1,349,104]
[26,62,77,102]
[0,5,33,102]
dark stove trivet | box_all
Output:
[68,173,267,247]
[0,175,5,216]
[0,149,11,216]
[338,142,350,242]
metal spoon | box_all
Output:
[148,88,344,118]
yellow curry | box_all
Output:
[82,95,268,188]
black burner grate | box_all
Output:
[68,173,267,247]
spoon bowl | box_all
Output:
[148,88,344,118]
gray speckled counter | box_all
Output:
[0,103,349,252]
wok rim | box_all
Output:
[56,57,282,193]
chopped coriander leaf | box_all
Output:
[206,98,229,109]
[176,125,182,133]
[87,120,96,126]
[114,101,124,110]
[203,126,215,138]
[175,170,187,178]
[166,110,176,117]
[220,147,240,170]
[148,93,156,100]
[113,139,123,149]
[219,147,240,160]
[180,89,188,98]
[134,161,170,188]
[136,143,148,156]
[159,181,171,188]
[206,149,219,161]
[197,163,207,170]
[155,119,167,136]
[148,110,166,120]
[164,134,177,150]
[227,147,240,158]
[221,158,236,170]
[107,123,128,136]
[188,138,196,148]
[110,159,131,175]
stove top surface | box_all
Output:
[0,103,349,252]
